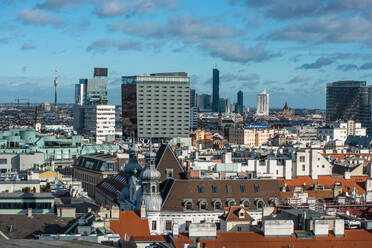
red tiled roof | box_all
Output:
[280,176,368,195]
[172,230,372,248]
[221,206,254,221]
[110,211,150,240]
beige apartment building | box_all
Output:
[228,128,275,146]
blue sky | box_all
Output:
[1,0,372,109]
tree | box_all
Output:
[45,183,51,192]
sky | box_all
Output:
[2,0,372,109]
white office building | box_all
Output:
[84,105,115,144]
[256,90,269,116]
[317,121,367,143]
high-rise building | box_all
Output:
[256,89,269,116]
[196,94,212,111]
[84,105,115,144]
[236,90,244,114]
[73,68,114,143]
[212,68,220,112]
[326,81,372,134]
[121,72,190,139]
[54,68,58,120]
[190,88,196,107]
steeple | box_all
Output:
[141,144,162,211]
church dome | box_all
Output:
[123,146,142,176]
[141,165,161,181]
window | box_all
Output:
[185,201,193,210]
[165,220,172,231]
[254,184,260,193]
[166,168,174,178]
[299,156,305,162]
[212,185,218,193]
[214,200,222,210]
[302,164,305,171]
[237,226,242,232]
[152,186,156,193]
[241,200,250,208]
[185,221,191,231]
[198,185,204,194]
[216,222,221,231]
[322,165,325,168]
[199,201,207,210]
[0,159,7,164]
[226,184,232,194]
[227,199,236,207]
[152,221,157,230]
[240,185,246,193]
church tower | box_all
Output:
[141,146,162,211]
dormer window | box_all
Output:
[213,199,222,210]
[227,199,236,207]
[198,199,208,210]
[184,200,193,211]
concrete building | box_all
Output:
[0,152,44,173]
[84,105,115,144]
[122,72,190,139]
[196,94,212,111]
[256,89,269,116]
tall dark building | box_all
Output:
[236,90,243,114]
[190,88,196,107]
[326,81,372,134]
[212,68,220,112]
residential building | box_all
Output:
[318,121,367,144]
[326,81,372,135]
[256,89,269,116]
[212,68,220,113]
[228,128,275,147]
[121,72,190,139]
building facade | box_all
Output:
[236,90,244,114]
[84,104,115,144]
[326,81,372,135]
[121,73,190,139]
[256,90,269,116]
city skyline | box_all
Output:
[2,0,372,108]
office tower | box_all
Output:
[122,72,190,139]
[212,68,220,112]
[190,106,198,129]
[54,68,58,119]
[219,98,231,113]
[326,81,372,134]
[84,105,115,144]
[256,89,269,116]
[73,68,114,143]
[190,88,196,107]
[196,94,212,111]
[236,90,244,114]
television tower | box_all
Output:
[54,68,58,120]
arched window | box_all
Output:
[255,199,265,209]
[185,201,193,210]
[152,185,156,193]
[241,199,250,208]
[199,201,207,210]
[227,199,236,207]
[214,201,222,210]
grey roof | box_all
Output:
[0,180,40,184]
[0,192,54,199]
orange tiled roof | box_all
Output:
[172,230,372,248]
[280,176,368,195]
[110,211,150,240]
[221,206,254,221]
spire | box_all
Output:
[54,67,58,121]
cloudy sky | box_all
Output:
[1,0,372,108]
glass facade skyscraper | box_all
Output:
[326,81,372,135]
[236,90,243,114]
[212,68,220,113]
